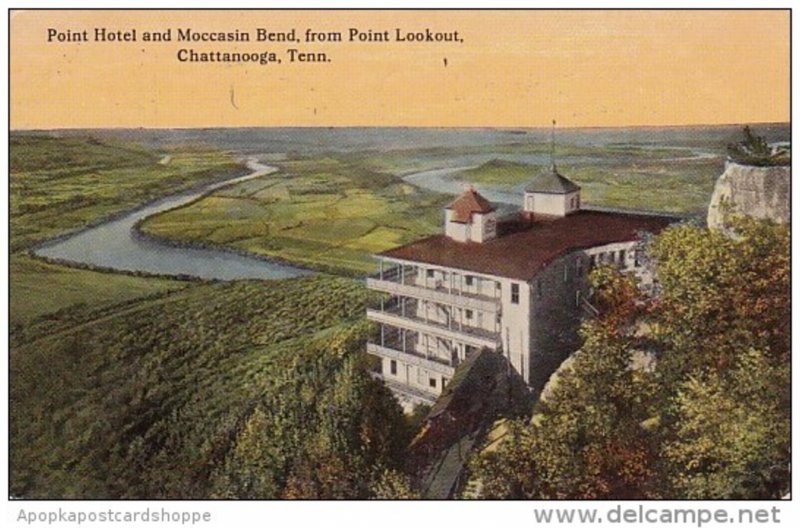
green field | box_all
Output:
[10,135,410,499]
[456,157,721,214]
[353,142,694,176]
[9,135,247,340]
[10,135,244,251]
[140,156,450,274]
[139,141,722,274]
[10,254,187,331]
[10,276,409,499]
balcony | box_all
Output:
[367,264,501,314]
[369,372,439,405]
[366,307,501,350]
[367,276,501,314]
[367,343,456,377]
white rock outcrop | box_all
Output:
[707,161,790,229]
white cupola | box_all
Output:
[444,187,497,243]
[523,164,581,217]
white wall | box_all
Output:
[382,357,447,396]
[498,277,531,384]
[524,190,580,216]
[472,211,497,242]
[444,209,470,242]
[445,209,496,242]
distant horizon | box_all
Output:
[10,121,791,133]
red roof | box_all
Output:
[446,188,495,223]
[380,210,676,281]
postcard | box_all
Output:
[6,7,791,513]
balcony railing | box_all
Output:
[369,372,439,404]
[366,307,501,350]
[366,343,456,377]
[367,276,501,313]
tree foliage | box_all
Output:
[11,276,412,499]
[663,349,789,499]
[726,126,789,166]
[473,269,662,499]
[471,217,789,499]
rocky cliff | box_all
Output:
[707,161,790,229]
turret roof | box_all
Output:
[446,187,495,223]
[524,165,581,194]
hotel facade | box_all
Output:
[366,165,674,407]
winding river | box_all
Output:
[35,147,707,280]
[34,159,310,280]
[402,166,520,205]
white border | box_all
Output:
[1,2,796,527]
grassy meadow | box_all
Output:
[10,135,244,252]
[9,135,248,334]
[10,254,186,332]
[139,155,450,274]
[10,277,407,498]
[456,153,722,214]
[10,134,408,499]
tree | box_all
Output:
[726,126,786,166]
[471,267,663,499]
[471,217,789,499]
[282,357,411,499]
[369,469,420,499]
[649,217,789,380]
[663,349,789,499]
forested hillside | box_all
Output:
[10,135,411,499]
[471,217,790,499]
[11,277,411,499]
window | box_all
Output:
[390,360,397,375]
[537,279,543,298]
[511,283,520,304]
[426,269,434,278]
[634,250,643,267]
[618,250,625,264]
[465,309,474,320]
[576,257,583,275]
[575,290,581,307]
[465,275,474,286]
[429,378,437,388]
[590,255,597,268]
[563,265,569,282]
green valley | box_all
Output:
[139,156,450,275]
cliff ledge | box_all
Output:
[707,161,790,229]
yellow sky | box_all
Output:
[10,9,790,129]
